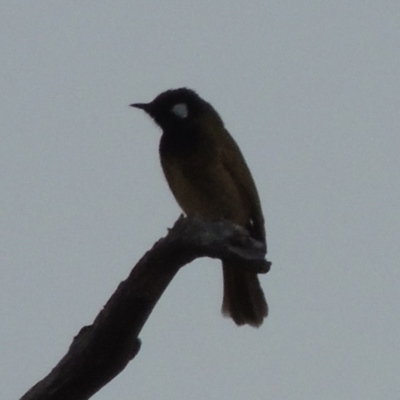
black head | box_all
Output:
[130,88,223,132]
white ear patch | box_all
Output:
[171,103,189,119]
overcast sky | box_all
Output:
[1,2,399,399]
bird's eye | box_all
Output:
[171,103,189,119]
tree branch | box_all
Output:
[19,216,271,400]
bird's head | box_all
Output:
[130,88,223,132]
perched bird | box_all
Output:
[131,88,268,327]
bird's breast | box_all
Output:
[159,132,249,224]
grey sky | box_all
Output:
[1,2,399,399]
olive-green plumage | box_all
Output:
[131,88,268,327]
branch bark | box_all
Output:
[20,216,271,400]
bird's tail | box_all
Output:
[221,262,268,327]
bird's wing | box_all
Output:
[219,128,266,247]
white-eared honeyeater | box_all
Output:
[131,88,269,327]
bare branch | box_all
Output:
[20,216,271,400]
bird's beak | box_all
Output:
[130,102,151,112]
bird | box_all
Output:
[131,88,268,327]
